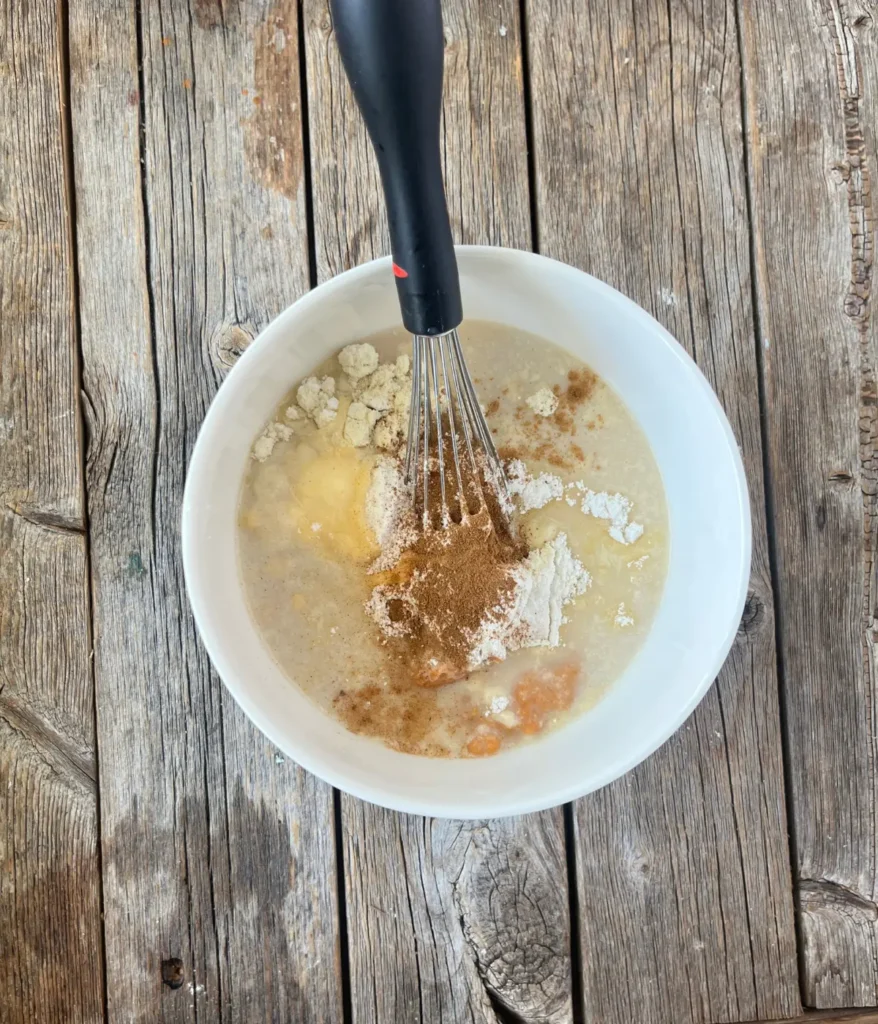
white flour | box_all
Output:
[506,459,565,511]
[507,461,645,545]
[489,694,510,714]
[466,533,590,668]
[578,487,644,545]
[365,456,416,571]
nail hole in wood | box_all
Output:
[161,957,185,990]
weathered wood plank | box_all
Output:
[343,805,572,1023]
[68,2,342,1021]
[304,2,572,1021]
[777,1013,878,1024]
[740,0,878,1006]
[0,1,104,1022]
[526,0,801,1020]
[305,0,531,280]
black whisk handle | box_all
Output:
[329,0,463,336]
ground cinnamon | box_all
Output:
[496,370,599,469]
[370,508,527,683]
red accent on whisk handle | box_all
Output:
[329,0,463,336]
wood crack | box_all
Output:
[484,987,527,1024]
[5,500,86,535]
[395,832,425,1024]
[0,689,97,793]
[717,683,761,1011]
[800,878,878,921]
[133,0,162,568]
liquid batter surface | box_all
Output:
[237,321,668,757]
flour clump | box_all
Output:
[338,342,379,381]
[526,386,559,417]
[296,375,339,427]
[251,420,294,461]
[341,352,412,450]
[466,533,591,667]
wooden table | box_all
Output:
[2,1,877,1022]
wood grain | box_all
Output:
[526,0,802,1020]
[343,805,572,1024]
[0,1,103,1022]
[68,2,342,1021]
[304,2,572,1021]
[740,0,878,1006]
[305,0,531,281]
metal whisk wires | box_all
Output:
[404,329,506,529]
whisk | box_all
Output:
[330,0,507,527]
[406,330,506,527]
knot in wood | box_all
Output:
[738,592,764,634]
[623,843,652,886]
[478,919,569,1015]
[844,293,867,320]
[829,161,850,185]
[452,846,570,1018]
[210,322,254,373]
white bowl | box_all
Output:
[183,246,750,819]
